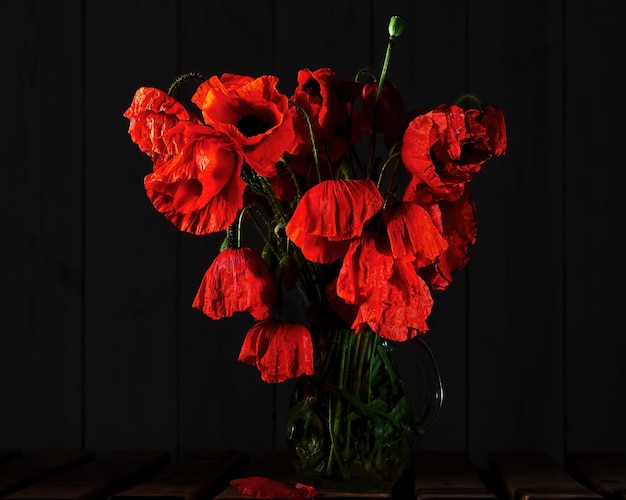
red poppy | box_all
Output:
[144,122,245,235]
[124,86,199,167]
[335,231,433,341]
[289,68,362,162]
[191,74,295,177]
[420,187,478,290]
[401,104,507,205]
[382,201,448,268]
[359,79,407,148]
[285,179,384,264]
[401,104,470,204]
[192,247,278,320]
[352,258,433,341]
[238,319,314,383]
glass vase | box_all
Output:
[285,325,443,482]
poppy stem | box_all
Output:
[236,206,251,248]
[376,16,405,103]
[167,72,205,95]
[289,101,322,184]
[455,93,484,110]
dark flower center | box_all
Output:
[303,78,322,100]
[237,114,271,137]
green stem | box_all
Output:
[289,101,321,184]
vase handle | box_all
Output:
[393,337,444,434]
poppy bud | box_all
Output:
[388,16,406,39]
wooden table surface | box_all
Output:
[0,449,624,500]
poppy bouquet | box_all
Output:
[124,16,506,480]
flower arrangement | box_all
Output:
[124,16,506,481]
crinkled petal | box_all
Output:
[286,179,383,264]
[383,202,448,268]
[230,477,317,499]
[336,231,394,305]
[238,319,314,383]
[192,248,278,320]
[352,260,433,341]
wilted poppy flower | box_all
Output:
[238,319,314,383]
[285,179,384,264]
[192,247,278,320]
[124,86,199,167]
[382,201,448,268]
[191,74,295,177]
[230,477,317,499]
[335,231,433,341]
[145,122,245,235]
[352,258,433,341]
[401,104,470,204]
[402,104,507,205]
[289,68,362,162]
[420,187,478,290]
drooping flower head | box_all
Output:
[285,179,384,264]
[238,319,314,383]
[333,231,433,341]
[144,122,245,235]
[192,74,295,177]
[193,247,278,320]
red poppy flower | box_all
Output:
[124,86,199,167]
[420,187,478,290]
[352,258,433,341]
[401,104,470,204]
[191,74,295,177]
[401,104,507,205]
[192,247,278,320]
[335,231,433,341]
[382,201,448,268]
[238,319,314,383]
[289,68,362,162]
[285,179,384,264]
[359,79,407,148]
[144,122,245,235]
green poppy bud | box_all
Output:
[388,15,406,39]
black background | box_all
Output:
[1,1,624,470]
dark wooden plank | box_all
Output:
[467,2,566,468]
[83,2,179,454]
[565,1,626,455]
[0,0,84,451]
[489,452,603,500]
[3,451,169,500]
[567,453,626,500]
[413,452,496,499]
[111,450,247,500]
[0,450,95,498]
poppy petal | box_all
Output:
[192,248,278,320]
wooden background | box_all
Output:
[1,1,624,470]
